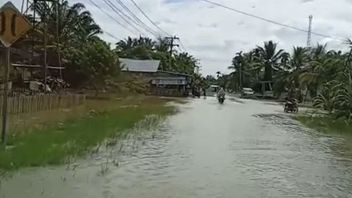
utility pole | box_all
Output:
[239,62,242,90]
[307,15,313,47]
[235,52,243,91]
[26,0,62,80]
[0,2,31,145]
[21,0,25,13]
[27,0,52,89]
[1,48,10,145]
[42,0,48,89]
[166,36,179,71]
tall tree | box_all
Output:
[115,36,198,74]
[115,36,155,59]
[174,52,197,74]
[257,41,284,81]
[34,1,101,46]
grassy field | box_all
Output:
[296,115,352,134]
[0,97,175,171]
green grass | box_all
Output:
[0,97,174,171]
[296,115,352,134]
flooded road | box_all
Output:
[1,98,352,198]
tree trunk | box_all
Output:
[264,63,272,81]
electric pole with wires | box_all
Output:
[166,36,179,71]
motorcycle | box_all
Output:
[284,100,298,113]
[218,95,225,104]
[192,88,201,98]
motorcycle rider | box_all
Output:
[285,96,297,105]
[217,87,225,98]
[284,95,298,112]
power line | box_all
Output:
[115,0,161,36]
[76,2,122,42]
[104,0,159,37]
[88,0,137,35]
[104,31,122,41]
[76,1,122,42]
[102,0,144,35]
[199,0,343,41]
[128,0,171,36]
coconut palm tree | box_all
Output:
[115,36,198,73]
[228,50,264,91]
[299,47,345,99]
[115,36,155,59]
[34,1,101,46]
[174,52,197,74]
[257,41,285,81]
[291,47,309,70]
[310,44,327,61]
[155,37,170,53]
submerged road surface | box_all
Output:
[1,98,352,198]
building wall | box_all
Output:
[122,71,190,97]
[150,86,188,97]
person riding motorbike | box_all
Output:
[217,87,226,104]
[286,96,297,105]
[217,87,225,98]
[284,96,298,112]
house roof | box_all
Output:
[120,58,160,73]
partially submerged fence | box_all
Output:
[0,94,86,114]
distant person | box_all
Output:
[217,87,225,97]
[202,87,206,97]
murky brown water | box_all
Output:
[1,98,352,198]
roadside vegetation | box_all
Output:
[0,97,175,171]
[11,1,199,92]
[0,0,198,171]
[296,115,352,134]
[207,40,352,133]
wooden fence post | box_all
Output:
[2,94,86,115]
[17,96,20,114]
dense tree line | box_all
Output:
[11,1,198,89]
[221,40,352,120]
[115,36,198,74]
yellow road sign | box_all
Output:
[0,1,32,47]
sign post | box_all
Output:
[1,47,10,145]
[0,1,32,145]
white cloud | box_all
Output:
[2,0,352,75]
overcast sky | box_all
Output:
[3,0,352,75]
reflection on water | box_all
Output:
[1,98,352,198]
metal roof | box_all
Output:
[120,58,160,73]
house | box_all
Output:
[120,58,191,97]
[0,45,65,93]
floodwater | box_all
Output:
[1,98,352,198]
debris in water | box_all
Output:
[112,159,119,167]
[106,139,118,147]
